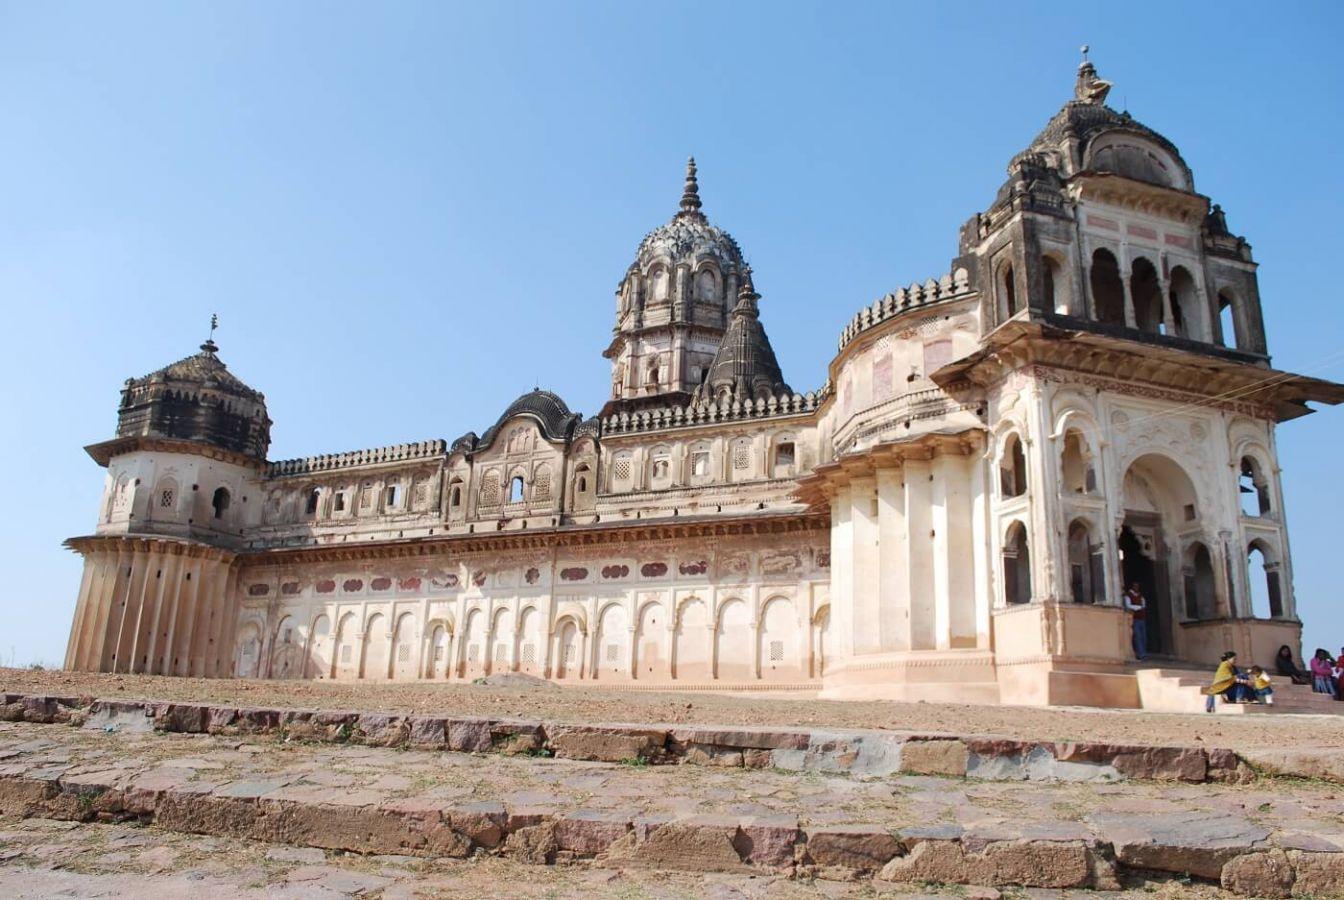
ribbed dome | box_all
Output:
[115,339,270,460]
[630,158,744,275]
[469,389,582,452]
[693,271,790,404]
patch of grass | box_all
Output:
[618,756,648,767]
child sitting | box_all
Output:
[1249,666,1274,705]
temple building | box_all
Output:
[63,60,1344,706]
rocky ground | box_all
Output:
[0,817,1232,899]
[2,719,1342,896]
[6,667,1344,751]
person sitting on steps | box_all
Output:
[1248,665,1274,705]
[1275,645,1310,686]
[1203,650,1251,712]
[1310,648,1337,695]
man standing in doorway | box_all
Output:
[1124,583,1148,660]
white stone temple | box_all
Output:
[63,60,1344,706]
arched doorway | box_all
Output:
[1120,453,1202,657]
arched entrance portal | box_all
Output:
[1120,453,1202,659]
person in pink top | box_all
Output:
[1309,648,1336,695]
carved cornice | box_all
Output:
[1067,173,1208,224]
[238,511,829,568]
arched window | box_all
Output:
[574,463,591,495]
[1060,429,1095,494]
[1246,542,1283,618]
[1131,257,1163,333]
[1043,255,1069,314]
[1001,262,1020,320]
[1003,522,1032,605]
[305,488,320,516]
[1183,543,1216,620]
[1168,266,1199,340]
[1067,520,1102,604]
[449,479,463,509]
[212,487,231,520]
[1239,457,1272,516]
[1000,433,1028,498]
[773,440,796,477]
[1090,248,1125,326]
[508,476,525,504]
[1218,289,1240,348]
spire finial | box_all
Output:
[1074,46,1111,105]
[1080,43,1089,64]
[201,313,219,354]
[679,156,702,215]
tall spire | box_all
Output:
[200,313,219,354]
[678,156,703,216]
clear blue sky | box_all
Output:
[2,2,1341,667]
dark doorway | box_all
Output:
[1119,521,1173,656]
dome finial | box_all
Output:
[679,156,703,215]
[200,312,219,354]
[1074,47,1111,105]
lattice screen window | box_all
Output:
[397,645,410,662]
[360,484,374,508]
[282,628,293,645]
[769,640,784,662]
[479,473,500,505]
[564,645,576,664]
[614,458,632,481]
[413,482,429,508]
[433,645,444,661]
[340,646,352,663]
[159,489,174,508]
[733,445,751,470]
[606,643,620,662]
[468,644,480,662]
[494,643,507,663]
[521,643,536,664]
[533,467,552,500]
[242,640,257,658]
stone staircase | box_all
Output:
[1134,663,1344,715]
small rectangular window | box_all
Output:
[386,485,399,507]
[433,645,444,661]
[733,445,751,470]
[522,643,536,664]
[468,644,480,662]
[606,643,619,662]
[340,645,352,663]
[397,645,410,662]
[334,492,346,512]
[692,452,710,476]
[769,640,784,662]
[494,643,507,663]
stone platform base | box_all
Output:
[3,715,1344,896]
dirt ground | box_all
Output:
[7,667,1344,751]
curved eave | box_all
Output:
[84,435,267,470]
[932,319,1344,422]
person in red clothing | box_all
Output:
[1337,647,1344,700]
[1123,583,1148,660]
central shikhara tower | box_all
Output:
[62,60,1343,706]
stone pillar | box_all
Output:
[829,488,854,661]
[905,458,935,650]
[970,449,992,647]
[875,468,907,652]
[849,476,880,655]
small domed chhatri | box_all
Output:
[63,57,1344,713]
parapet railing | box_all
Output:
[836,270,974,354]
[600,386,831,436]
[267,440,447,477]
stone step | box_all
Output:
[2,719,1344,896]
